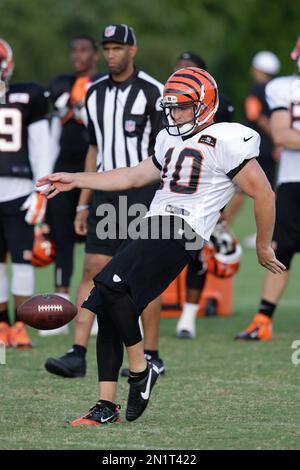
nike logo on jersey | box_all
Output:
[141,368,152,400]
[113,274,122,282]
[243,136,253,142]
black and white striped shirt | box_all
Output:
[86,69,163,171]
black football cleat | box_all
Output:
[71,401,121,426]
[126,363,159,422]
[120,355,165,378]
[45,350,86,378]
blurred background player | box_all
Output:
[45,24,165,378]
[236,37,300,340]
[173,52,236,339]
[0,38,50,348]
[40,34,101,336]
[243,50,281,248]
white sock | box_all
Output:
[0,263,9,303]
[54,292,70,301]
[181,302,199,320]
[11,263,34,297]
[176,302,199,337]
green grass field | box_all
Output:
[1,198,300,450]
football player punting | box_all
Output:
[38,67,285,424]
[41,34,101,336]
[0,38,51,349]
[236,36,300,341]
[173,52,237,339]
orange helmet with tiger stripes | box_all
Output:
[0,38,14,81]
[161,67,219,136]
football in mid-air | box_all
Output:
[17,294,77,330]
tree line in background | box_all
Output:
[0,0,299,119]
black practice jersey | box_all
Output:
[49,73,103,171]
[244,82,273,158]
[214,92,234,123]
[0,82,48,178]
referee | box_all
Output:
[45,24,165,380]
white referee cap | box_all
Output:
[252,51,281,75]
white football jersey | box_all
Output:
[147,122,260,240]
[266,75,300,184]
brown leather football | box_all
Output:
[17,294,77,330]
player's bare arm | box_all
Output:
[74,144,97,236]
[77,144,98,204]
[37,157,161,198]
[233,158,286,274]
[270,110,300,149]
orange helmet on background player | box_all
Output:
[202,223,242,278]
[0,38,14,82]
[31,233,56,267]
[161,67,219,136]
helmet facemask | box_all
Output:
[162,100,203,136]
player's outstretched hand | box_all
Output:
[36,173,77,199]
[256,245,286,274]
